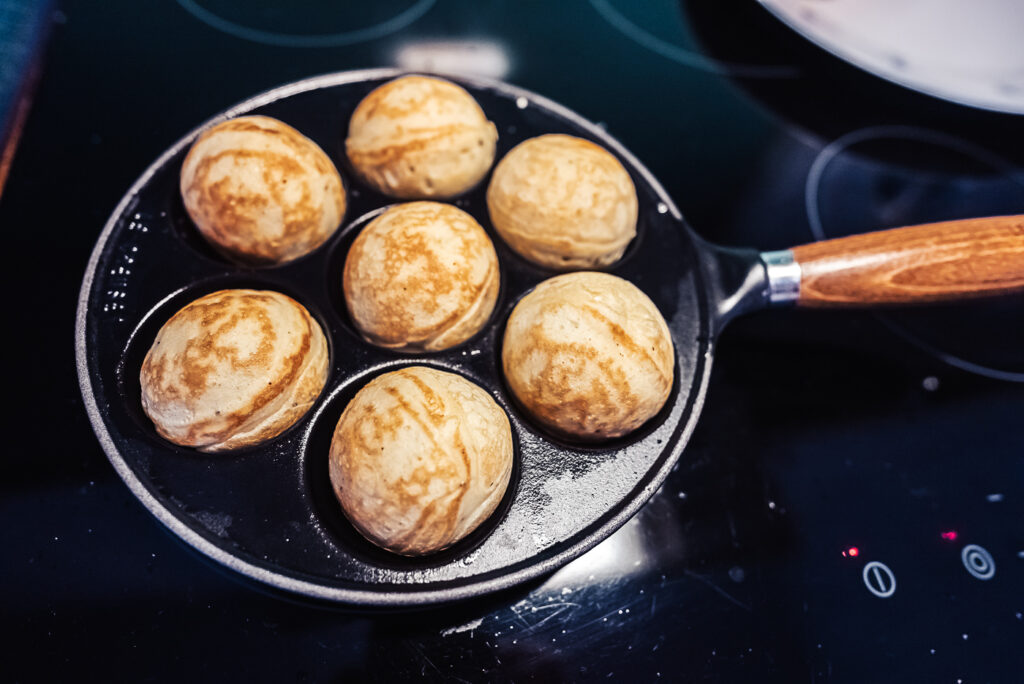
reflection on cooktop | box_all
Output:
[589,0,795,78]
[175,0,436,47]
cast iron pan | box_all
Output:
[76,68,1024,607]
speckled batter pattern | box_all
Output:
[140,289,329,452]
[502,272,675,440]
[487,134,637,269]
[343,202,499,351]
[329,366,514,556]
[346,75,498,199]
[180,115,346,264]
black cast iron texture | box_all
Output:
[77,69,768,605]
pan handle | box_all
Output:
[762,215,1024,307]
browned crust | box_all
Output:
[180,115,345,264]
[328,367,513,556]
[501,273,674,440]
[343,202,499,351]
[344,76,498,199]
[486,134,637,269]
[139,289,328,451]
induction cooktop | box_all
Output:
[4,1,1022,681]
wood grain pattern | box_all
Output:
[791,215,1024,307]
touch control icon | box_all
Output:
[961,544,996,580]
[862,561,896,598]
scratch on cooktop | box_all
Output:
[409,642,442,677]
[726,511,740,549]
[440,617,483,637]
[508,601,581,635]
[508,602,532,630]
[564,597,645,635]
[683,569,752,611]
[521,602,580,634]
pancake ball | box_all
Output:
[140,289,329,452]
[180,115,345,264]
[502,272,674,440]
[329,366,514,556]
[344,202,500,351]
[487,134,637,269]
[345,75,498,199]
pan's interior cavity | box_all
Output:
[81,72,710,600]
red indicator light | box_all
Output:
[941,530,958,541]
[842,546,860,558]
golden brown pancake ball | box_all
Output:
[180,115,346,264]
[502,272,674,440]
[345,75,498,199]
[487,134,637,269]
[139,289,329,452]
[344,202,500,351]
[329,366,514,556]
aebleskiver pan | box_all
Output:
[76,69,1024,606]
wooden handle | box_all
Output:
[791,215,1024,307]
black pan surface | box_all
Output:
[76,68,722,606]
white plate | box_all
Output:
[759,0,1024,114]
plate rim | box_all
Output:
[758,0,1024,116]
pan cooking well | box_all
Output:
[77,70,728,605]
[77,69,1024,606]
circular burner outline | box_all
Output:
[589,0,798,79]
[175,0,436,48]
[805,124,1024,382]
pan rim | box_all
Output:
[74,67,713,606]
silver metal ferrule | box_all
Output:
[761,250,801,305]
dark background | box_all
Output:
[3,1,1022,681]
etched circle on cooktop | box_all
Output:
[176,0,435,48]
[805,125,1024,381]
[589,0,794,78]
